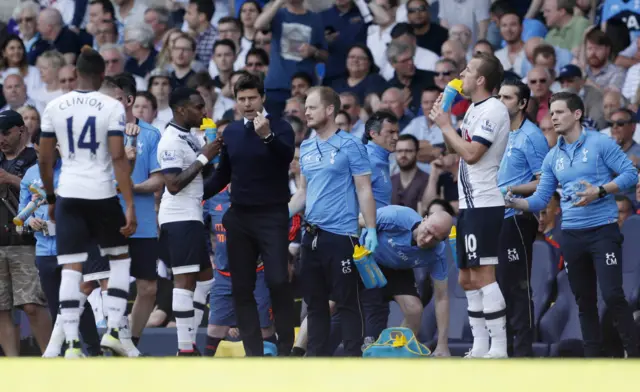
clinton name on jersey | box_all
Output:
[458,97,510,209]
[41,90,125,199]
[157,123,205,225]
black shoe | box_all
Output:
[177,350,200,356]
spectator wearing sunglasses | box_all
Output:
[404,0,448,56]
[609,108,640,199]
[526,66,553,124]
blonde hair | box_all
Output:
[37,50,66,71]
[155,28,181,70]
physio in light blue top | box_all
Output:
[365,205,449,280]
[19,159,61,256]
[497,117,549,218]
[300,129,371,236]
[362,111,399,209]
[117,119,162,238]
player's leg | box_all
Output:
[55,197,92,358]
[78,281,101,356]
[590,224,639,357]
[223,208,262,356]
[329,233,364,357]
[382,267,423,336]
[37,256,64,357]
[128,238,159,349]
[457,209,490,358]
[466,207,507,358]
[192,265,214,346]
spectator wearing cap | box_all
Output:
[494,10,526,77]
[543,0,590,53]
[366,0,399,72]
[380,23,438,80]
[405,0,448,55]
[386,40,436,116]
[144,6,171,52]
[37,8,83,65]
[255,0,328,116]
[13,1,50,66]
[148,69,173,129]
[583,29,626,92]
[557,64,607,129]
[1,75,38,113]
[439,0,491,45]
[0,110,51,357]
[99,44,147,91]
[185,0,217,66]
[330,44,388,104]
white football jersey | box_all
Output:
[157,123,205,225]
[457,97,510,209]
[41,90,125,199]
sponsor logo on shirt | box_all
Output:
[480,119,496,133]
[162,150,176,161]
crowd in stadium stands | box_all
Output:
[0,0,639,358]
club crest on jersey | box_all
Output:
[480,119,496,133]
[162,150,176,161]
[555,157,565,171]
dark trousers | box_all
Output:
[222,204,295,356]
[361,288,389,340]
[561,223,639,357]
[35,256,101,355]
[497,214,536,357]
[301,229,363,357]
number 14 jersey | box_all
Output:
[41,90,126,200]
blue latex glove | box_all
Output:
[499,186,508,196]
[363,227,378,253]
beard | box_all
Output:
[587,56,605,68]
[398,159,417,171]
[410,21,428,30]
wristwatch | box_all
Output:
[46,194,57,204]
[262,132,275,144]
[598,186,607,199]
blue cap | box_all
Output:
[557,64,582,81]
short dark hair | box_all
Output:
[169,87,200,111]
[213,38,236,54]
[77,47,105,78]
[585,28,612,48]
[89,0,115,19]
[136,91,158,111]
[426,199,456,217]
[549,92,584,121]
[246,47,269,66]
[474,39,494,52]
[364,110,398,143]
[234,73,264,98]
[611,107,636,122]
[397,133,419,151]
[218,16,243,35]
[113,72,137,98]
[187,71,214,90]
[422,86,443,96]
[500,79,531,111]
[335,110,352,124]
[189,0,215,22]
[498,8,522,24]
[472,52,503,93]
[390,23,415,39]
[291,71,313,87]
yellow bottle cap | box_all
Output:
[12,217,23,226]
[449,225,457,239]
[200,118,217,130]
[353,245,372,260]
[447,79,463,93]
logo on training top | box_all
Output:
[480,119,496,134]
[507,248,519,262]
[162,150,176,161]
[582,148,588,163]
[555,157,564,171]
[330,150,337,165]
[605,253,618,266]
[341,259,352,274]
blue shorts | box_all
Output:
[208,269,273,328]
[55,196,128,265]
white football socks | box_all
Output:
[465,289,489,357]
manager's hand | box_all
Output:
[253,112,271,138]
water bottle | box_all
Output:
[200,118,219,164]
[352,245,387,289]
[448,226,457,265]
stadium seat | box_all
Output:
[621,216,640,309]
[538,270,582,343]
[531,240,557,331]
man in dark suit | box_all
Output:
[204,74,296,356]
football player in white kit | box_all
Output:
[38,48,137,358]
[429,52,510,358]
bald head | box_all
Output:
[38,8,63,41]
[442,39,466,64]
[449,24,472,49]
[415,210,453,249]
[3,74,27,108]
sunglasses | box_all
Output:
[407,6,427,13]
[611,120,633,127]
[436,71,453,77]
[246,62,264,67]
[59,78,76,83]
[529,79,547,85]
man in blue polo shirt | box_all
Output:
[496,80,549,357]
[507,92,639,358]
[289,86,378,356]
[362,205,452,356]
[99,74,167,356]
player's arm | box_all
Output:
[509,153,558,212]
[432,278,450,356]
[133,172,164,193]
[288,174,307,217]
[203,142,231,200]
[440,125,488,165]
[109,134,135,208]
[166,140,221,196]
